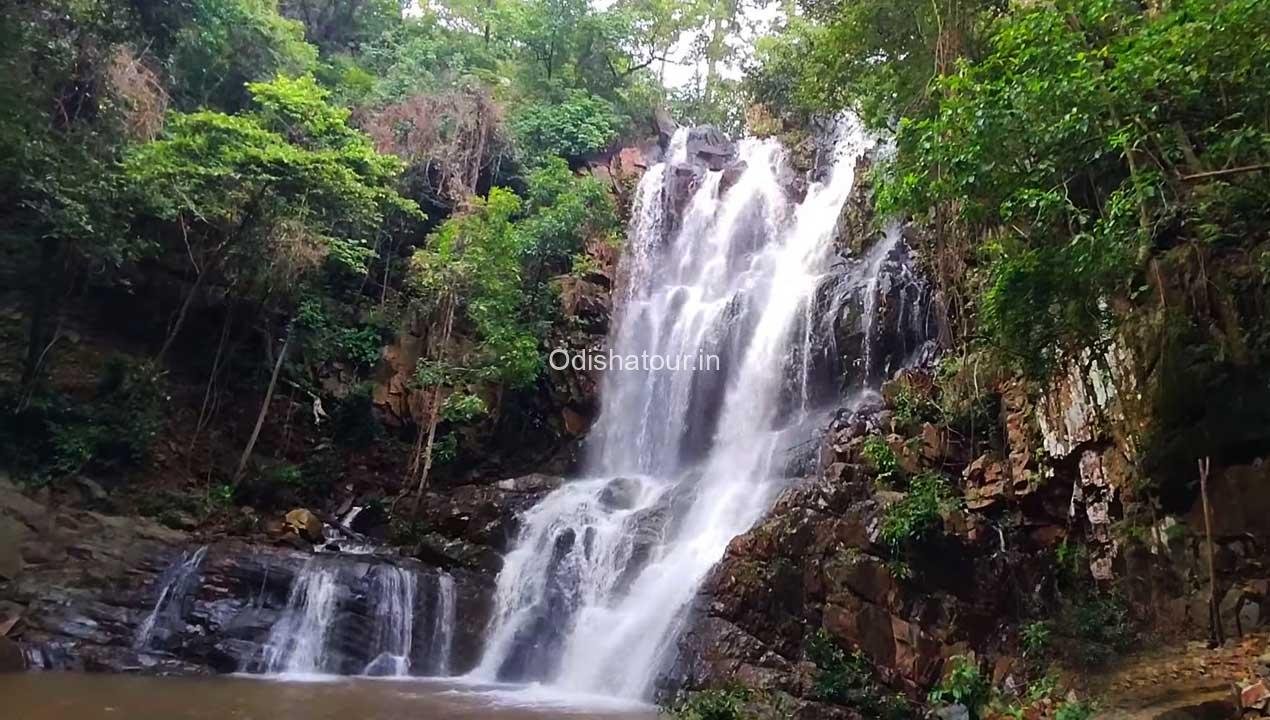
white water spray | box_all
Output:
[134,545,208,651]
[363,565,417,676]
[427,572,456,676]
[261,562,341,675]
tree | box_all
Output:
[874,0,1270,373]
[403,188,532,501]
[170,0,318,112]
[125,74,421,475]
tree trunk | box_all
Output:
[233,324,292,486]
[157,266,208,364]
[409,294,457,511]
[22,237,61,386]
[1199,457,1224,646]
[189,310,234,457]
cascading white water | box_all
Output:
[261,562,341,675]
[427,572,456,676]
[474,116,916,699]
[134,545,208,651]
[363,565,417,676]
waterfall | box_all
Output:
[261,561,341,675]
[134,545,208,651]
[363,565,417,677]
[473,116,925,698]
[426,572,456,676]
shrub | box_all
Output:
[807,631,911,719]
[1055,699,1096,720]
[510,91,622,162]
[440,393,487,423]
[264,462,305,490]
[670,688,750,720]
[1020,621,1051,659]
[929,655,989,716]
[3,357,166,483]
[1057,592,1134,665]
[880,471,953,549]
[861,435,900,487]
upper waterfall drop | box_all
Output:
[473,116,931,699]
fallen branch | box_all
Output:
[1180,164,1270,182]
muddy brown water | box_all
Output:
[0,673,661,720]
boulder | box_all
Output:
[963,454,1008,511]
[653,106,677,145]
[934,704,969,720]
[283,508,324,542]
[1238,680,1269,713]
[555,275,611,331]
[599,477,641,511]
[685,126,736,171]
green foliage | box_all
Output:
[171,0,318,112]
[356,11,501,101]
[388,517,428,546]
[669,687,750,720]
[868,0,1270,374]
[295,297,389,369]
[129,74,416,237]
[748,1,1000,129]
[1055,700,1096,720]
[933,353,1003,439]
[1055,540,1089,586]
[891,383,937,427]
[1020,621,1051,660]
[861,435,900,487]
[570,253,602,277]
[929,655,989,716]
[2,358,166,482]
[412,187,539,388]
[431,432,459,463]
[441,393,488,422]
[880,471,954,549]
[510,92,623,162]
[264,462,305,490]
[208,483,237,511]
[1056,592,1134,666]
[807,631,910,718]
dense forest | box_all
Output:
[1,0,1269,718]
[1,0,737,506]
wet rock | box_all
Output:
[0,481,492,677]
[495,473,563,494]
[653,106,677,145]
[75,476,109,504]
[599,477,641,510]
[416,474,564,559]
[686,126,736,171]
